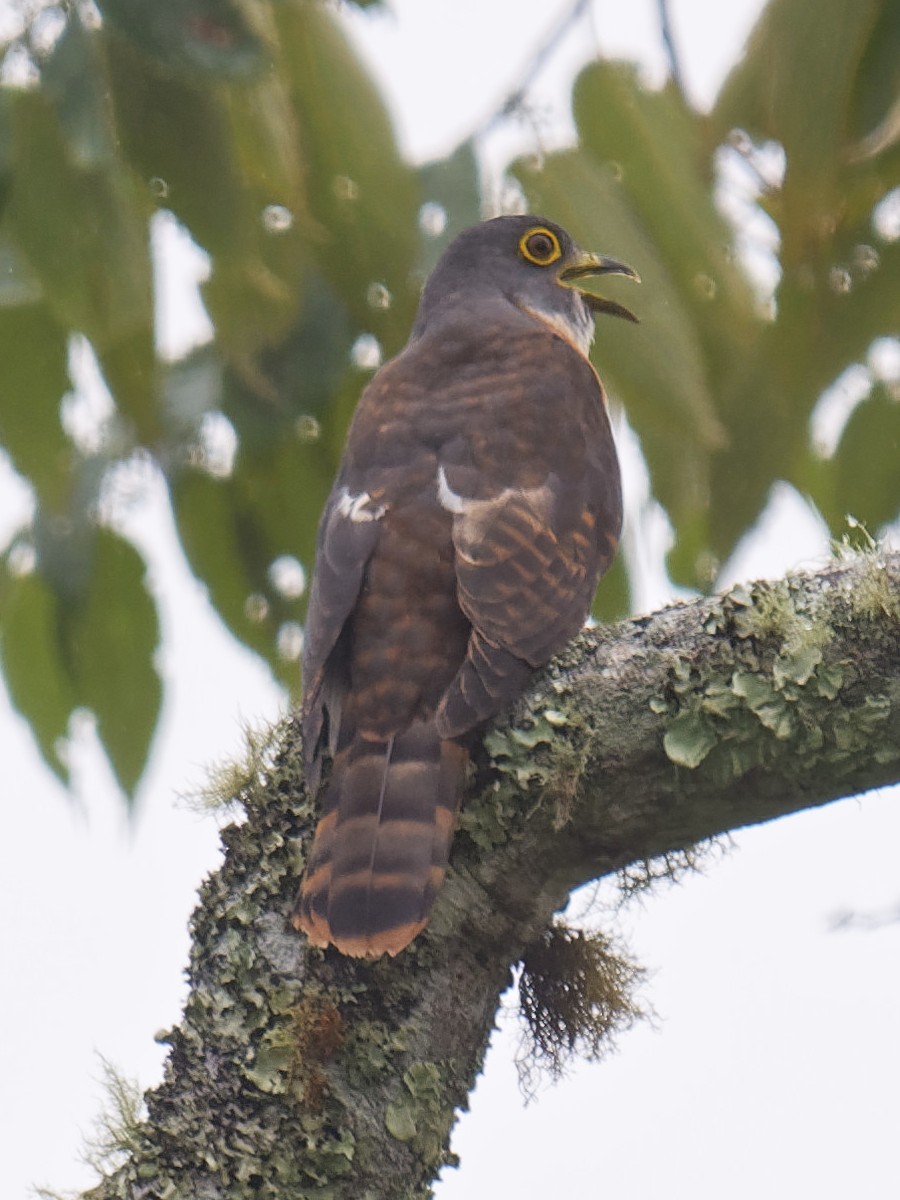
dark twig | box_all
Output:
[657,0,688,101]
[476,0,595,139]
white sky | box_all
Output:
[3,2,899,1197]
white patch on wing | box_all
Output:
[436,466,470,514]
[336,487,386,523]
[521,303,594,358]
[436,467,554,528]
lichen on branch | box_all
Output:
[79,549,900,1200]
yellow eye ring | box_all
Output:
[518,226,562,267]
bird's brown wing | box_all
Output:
[435,335,622,738]
[295,491,471,958]
[295,359,471,957]
[435,480,616,737]
[299,349,450,788]
[299,484,383,793]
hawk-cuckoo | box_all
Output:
[293,215,638,957]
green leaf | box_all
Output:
[258,271,354,426]
[706,1,900,572]
[203,72,310,356]
[417,140,482,276]
[232,440,333,583]
[6,90,153,353]
[590,551,629,624]
[710,0,899,433]
[830,381,900,530]
[849,1,900,152]
[663,710,718,769]
[514,146,718,440]
[216,270,352,452]
[0,91,12,219]
[171,442,331,696]
[67,529,162,800]
[39,19,165,450]
[105,30,308,360]
[172,470,273,659]
[729,239,900,565]
[0,232,42,308]
[99,0,268,79]
[1,520,160,801]
[0,302,72,511]
[275,1,421,353]
[714,0,884,196]
[105,36,248,253]
[41,10,118,168]
[813,239,900,395]
[0,567,75,784]
[96,327,163,446]
[163,344,223,421]
[563,60,799,583]
[574,62,758,363]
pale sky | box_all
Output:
[3,2,899,1198]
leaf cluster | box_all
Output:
[0,0,458,796]
[0,0,897,797]
[517,0,900,587]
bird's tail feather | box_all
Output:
[293,721,467,957]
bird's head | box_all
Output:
[412,214,640,356]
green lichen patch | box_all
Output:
[461,719,554,850]
[245,1028,296,1095]
[836,535,900,622]
[340,1017,410,1088]
[483,712,557,781]
[384,1097,418,1143]
[657,568,897,788]
[463,703,592,849]
[730,670,796,739]
[663,708,720,769]
[384,1062,456,1171]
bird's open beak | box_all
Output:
[559,251,641,323]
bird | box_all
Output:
[292,214,639,958]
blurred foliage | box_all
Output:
[0,0,897,798]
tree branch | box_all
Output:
[86,550,900,1199]
[476,0,595,139]
[657,0,688,102]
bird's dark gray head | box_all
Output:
[412,214,639,354]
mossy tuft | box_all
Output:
[516,922,646,1097]
[179,717,286,814]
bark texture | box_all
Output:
[86,551,900,1199]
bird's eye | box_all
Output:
[519,227,562,267]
